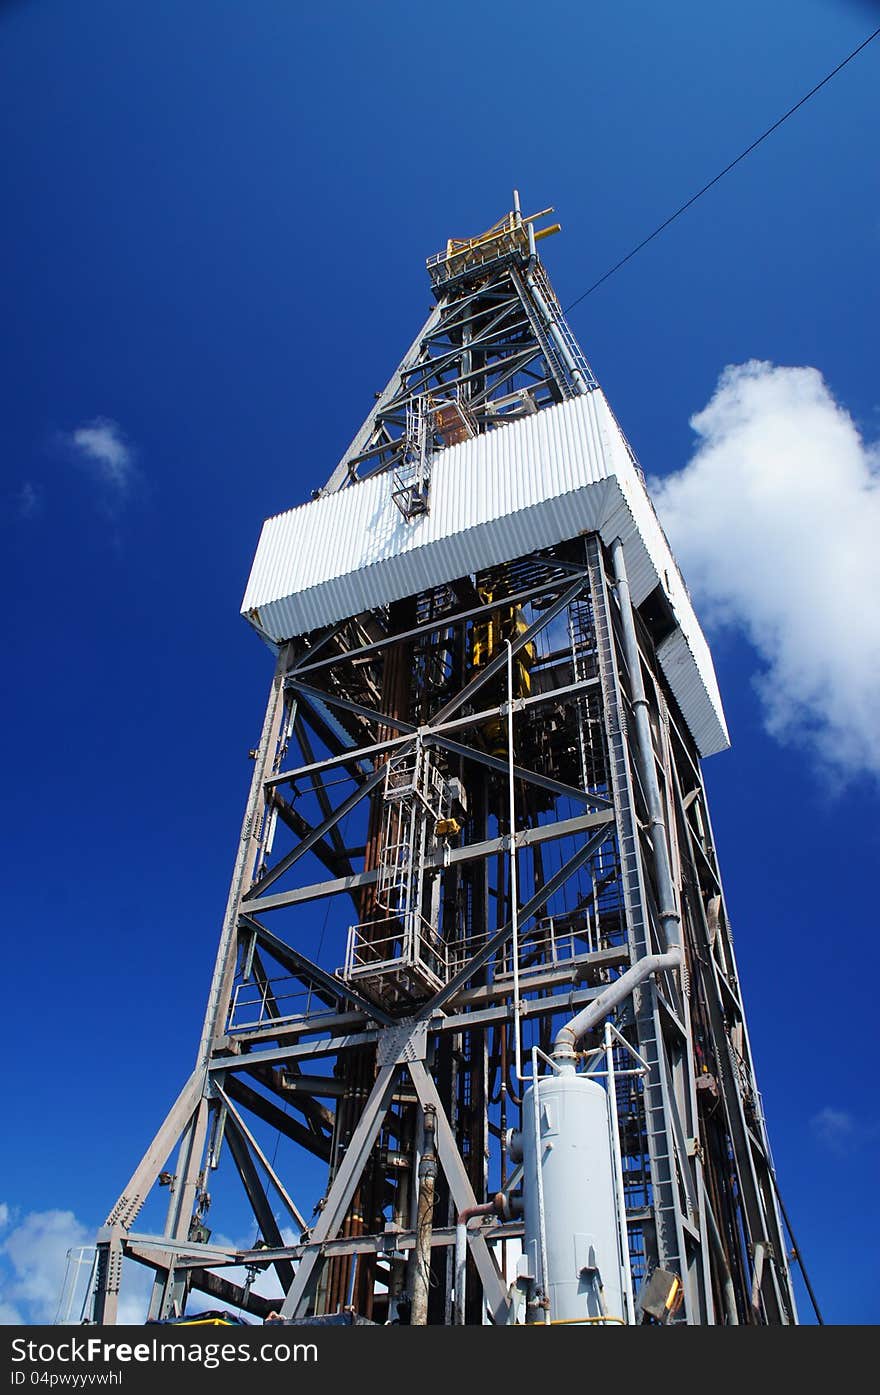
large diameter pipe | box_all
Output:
[505,640,523,1082]
[609,536,680,953]
[524,270,589,396]
[410,1106,437,1326]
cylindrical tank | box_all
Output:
[520,1066,623,1324]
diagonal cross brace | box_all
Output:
[213,1082,308,1232]
[323,304,443,493]
[223,1111,296,1292]
[238,914,395,1028]
[408,1059,510,1324]
[279,1062,399,1316]
[431,576,587,726]
[287,679,419,738]
[416,822,614,1020]
[427,732,612,809]
[246,764,387,899]
[277,1054,511,1324]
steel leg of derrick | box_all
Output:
[279,1062,399,1317]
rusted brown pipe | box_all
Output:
[410,1106,438,1326]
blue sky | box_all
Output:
[2,0,878,1325]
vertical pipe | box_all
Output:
[346,1257,358,1310]
[609,538,681,953]
[524,271,589,395]
[700,1178,739,1326]
[530,1047,550,1323]
[410,1106,438,1326]
[505,642,522,1082]
[604,1023,635,1323]
[454,1222,467,1325]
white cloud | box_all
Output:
[810,1107,856,1153]
[67,418,135,494]
[0,1209,293,1327]
[651,362,880,782]
[810,1105,880,1156]
[115,1264,153,1325]
[0,1204,155,1326]
[0,1206,91,1324]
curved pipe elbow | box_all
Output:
[552,948,683,1061]
[457,1192,508,1227]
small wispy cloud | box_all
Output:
[810,1107,857,1154]
[810,1106,880,1156]
[15,481,44,520]
[64,417,137,503]
[651,362,880,784]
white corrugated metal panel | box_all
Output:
[242,391,616,624]
[605,452,729,757]
[241,392,728,757]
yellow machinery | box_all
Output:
[427,203,560,289]
[470,583,536,757]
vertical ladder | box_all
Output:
[528,260,597,388]
[510,266,579,399]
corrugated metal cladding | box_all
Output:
[241,392,729,758]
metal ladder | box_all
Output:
[511,266,579,398]
[528,260,597,389]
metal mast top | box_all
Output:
[321,193,595,496]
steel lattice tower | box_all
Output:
[92,199,797,1327]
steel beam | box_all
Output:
[240,914,394,1026]
[289,576,580,679]
[323,305,443,493]
[418,822,616,1018]
[246,764,386,899]
[427,732,608,808]
[223,1075,332,1162]
[103,1069,203,1230]
[431,576,588,725]
[266,674,602,791]
[241,809,613,914]
[224,1112,295,1290]
[213,1082,308,1231]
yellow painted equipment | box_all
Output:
[470,586,535,756]
[426,206,560,288]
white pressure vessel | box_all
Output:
[520,1065,624,1324]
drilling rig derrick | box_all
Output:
[91,197,797,1329]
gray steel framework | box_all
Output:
[91,203,797,1326]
